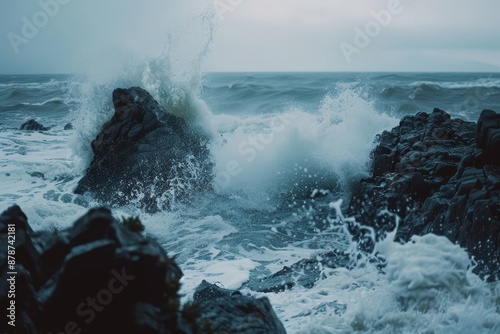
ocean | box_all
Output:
[1,72,500,333]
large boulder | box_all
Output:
[349,108,500,280]
[191,281,287,334]
[0,206,182,333]
[74,87,213,212]
[0,206,287,333]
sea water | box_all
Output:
[1,69,500,333]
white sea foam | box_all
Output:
[0,130,89,231]
[265,227,500,334]
[210,85,398,202]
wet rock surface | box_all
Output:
[191,281,286,334]
[20,119,49,131]
[349,108,500,280]
[0,206,286,334]
[74,87,213,212]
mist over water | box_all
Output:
[210,85,397,204]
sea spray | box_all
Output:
[68,1,219,176]
[210,85,398,205]
[376,233,482,311]
[264,203,500,334]
[2,70,500,334]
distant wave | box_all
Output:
[0,97,66,113]
[18,97,65,107]
[408,79,500,90]
[381,80,500,102]
[203,80,328,115]
[0,78,65,90]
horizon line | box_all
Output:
[2,70,500,76]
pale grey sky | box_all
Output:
[1,0,500,74]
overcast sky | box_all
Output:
[1,0,499,74]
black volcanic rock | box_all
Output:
[192,281,286,334]
[20,119,49,131]
[0,206,182,333]
[349,108,500,280]
[0,206,286,333]
[74,87,213,212]
[476,109,500,164]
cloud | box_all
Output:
[207,0,500,72]
[0,0,499,73]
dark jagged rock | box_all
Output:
[0,206,286,333]
[476,109,500,164]
[349,108,500,280]
[245,250,351,293]
[64,122,74,130]
[0,206,43,333]
[74,87,213,212]
[1,206,182,333]
[20,119,49,131]
[191,281,287,334]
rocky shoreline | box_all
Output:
[0,206,286,333]
[349,108,500,280]
[2,86,500,332]
[246,108,500,291]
